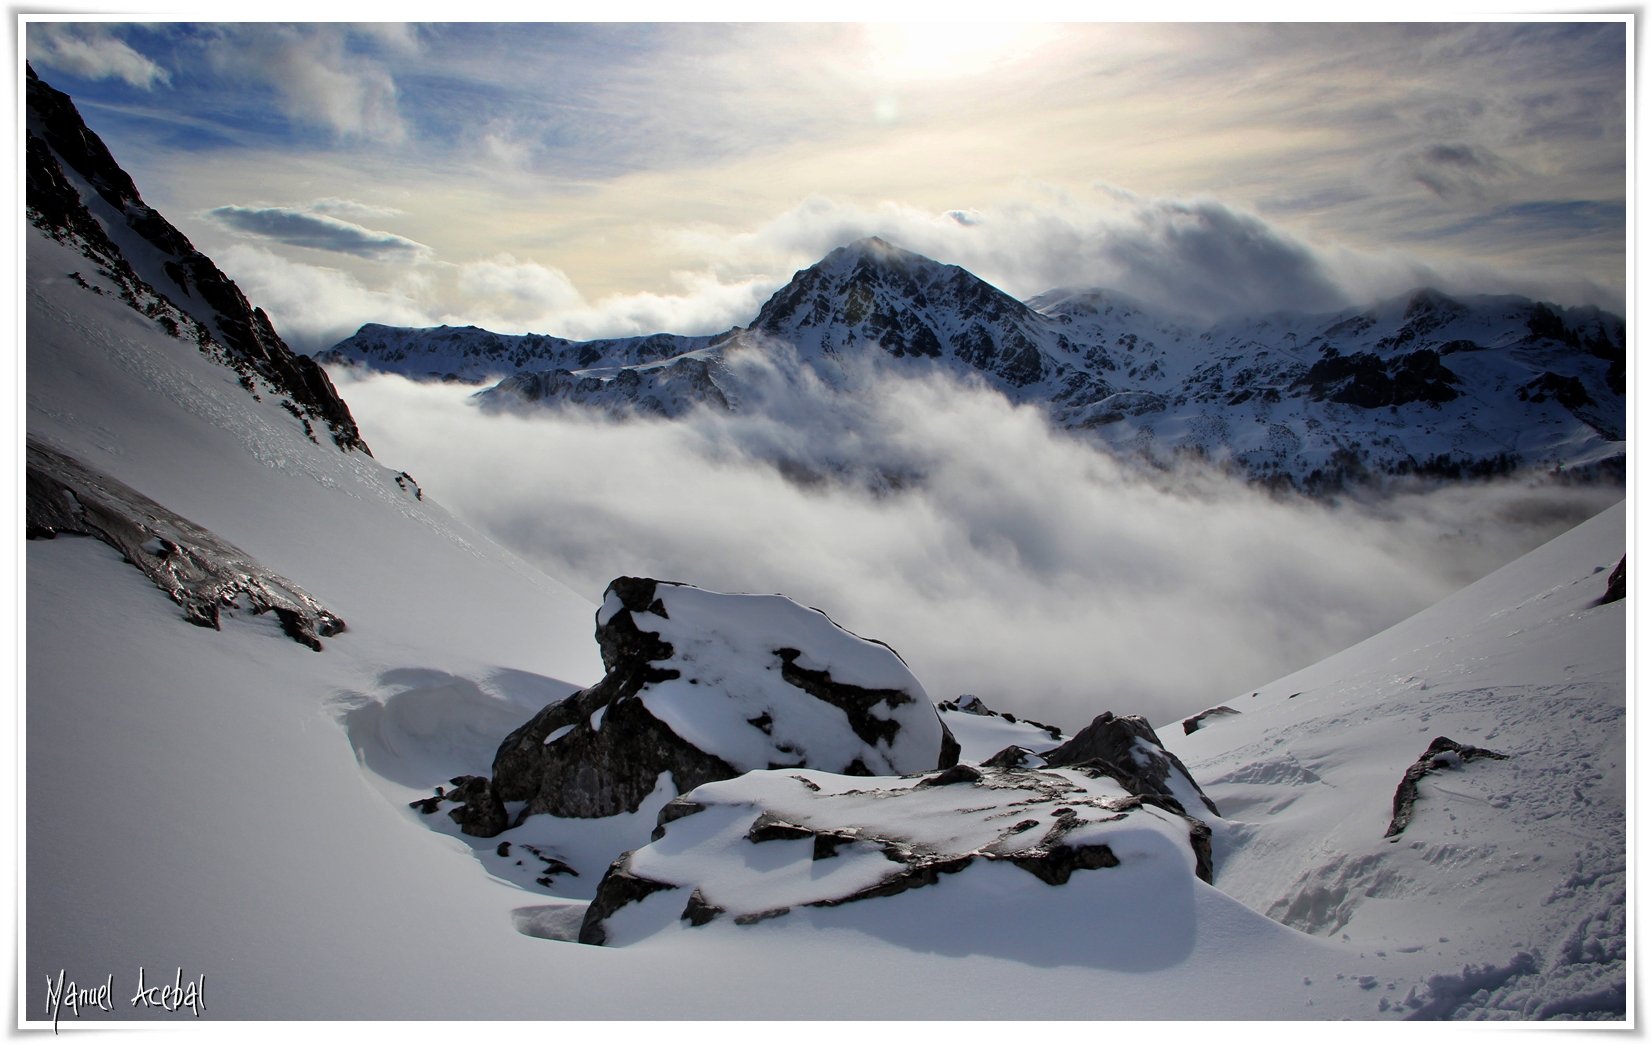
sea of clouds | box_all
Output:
[335,357,1621,731]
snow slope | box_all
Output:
[1162,500,1627,1019]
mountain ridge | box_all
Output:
[25,63,371,454]
[321,237,1625,493]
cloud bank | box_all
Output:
[333,362,1622,731]
[223,190,1622,356]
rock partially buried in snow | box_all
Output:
[1384,736,1509,839]
[577,759,1216,946]
[437,577,959,835]
[25,438,345,649]
[1182,705,1241,735]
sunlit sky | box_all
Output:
[23,15,1629,352]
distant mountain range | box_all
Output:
[320,237,1625,493]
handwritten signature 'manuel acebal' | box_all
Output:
[44,967,204,1032]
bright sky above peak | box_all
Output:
[25,19,1628,353]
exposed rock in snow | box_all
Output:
[438,576,958,835]
[1600,555,1625,604]
[934,694,1064,763]
[1182,705,1241,735]
[25,64,369,454]
[1043,711,1220,818]
[578,756,1216,945]
[1383,736,1510,839]
[25,437,344,649]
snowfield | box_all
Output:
[22,67,1628,1025]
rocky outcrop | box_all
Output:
[577,753,1217,945]
[26,65,369,454]
[25,438,344,649]
[1600,556,1626,605]
[1043,711,1221,817]
[936,694,1062,742]
[432,576,959,836]
[1384,736,1510,839]
[1182,705,1240,735]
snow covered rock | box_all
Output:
[577,758,1215,946]
[441,577,959,834]
[1043,711,1220,818]
[26,438,344,649]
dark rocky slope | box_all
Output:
[26,65,369,454]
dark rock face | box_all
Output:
[576,857,679,946]
[26,65,369,454]
[1384,736,1510,839]
[1043,711,1221,817]
[1601,556,1626,605]
[1296,347,1460,407]
[25,438,344,650]
[752,237,1052,386]
[446,576,957,837]
[1182,705,1241,735]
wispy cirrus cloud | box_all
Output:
[206,201,432,261]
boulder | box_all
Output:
[443,577,959,836]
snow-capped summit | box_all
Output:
[325,241,1625,493]
[748,236,1055,386]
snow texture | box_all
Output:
[583,761,1210,946]
[1163,501,1626,1020]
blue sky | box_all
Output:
[25,19,1629,352]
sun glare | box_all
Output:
[865,23,1057,81]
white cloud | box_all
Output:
[203,25,406,142]
[452,255,585,324]
[28,24,170,90]
[214,244,432,352]
[333,361,1622,732]
[672,192,1622,319]
[207,203,432,261]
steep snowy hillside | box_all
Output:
[323,238,1625,492]
[1163,501,1626,1019]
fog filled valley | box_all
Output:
[337,365,1621,729]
